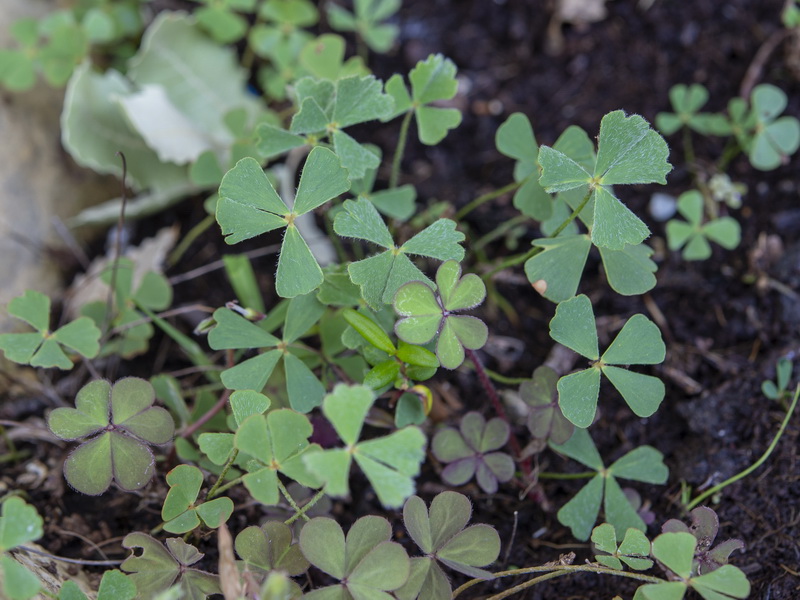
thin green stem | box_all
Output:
[481,188,593,281]
[687,383,799,510]
[466,364,528,386]
[717,139,742,172]
[206,449,239,500]
[168,214,216,267]
[285,488,327,525]
[390,111,413,189]
[682,127,696,172]
[452,563,664,598]
[474,214,528,251]
[537,471,596,480]
[455,180,523,221]
[277,479,323,524]
[207,476,244,499]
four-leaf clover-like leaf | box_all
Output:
[551,428,668,541]
[299,515,410,600]
[591,523,653,571]
[216,147,350,297]
[0,289,100,369]
[303,384,426,508]
[549,294,666,428]
[161,465,234,534]
[634,532,750,600]
[397,491,500,600]
[394,260,487,370]
[538,110,672,250]
[121,533,220,599]
[666,191,741,260]
[384,54,462,145]
[334,196,465,308]
[431,412,514,494]
[48,378,175,495]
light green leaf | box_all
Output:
[608,445,669,484]
[524,235,592,302]
[7,290,50,331]
[549,295,599,360]
[416,106,462,145]
[538,145,591,192]
[598,243,657,296]
[556,474,604,541]
[592,187,650,250]
[603,477,646,538]
[332,130,381,179]
[692,565,751,599]
[277,225,324,298]
[299,518,347,579]
[321,383,373,446]
[550,427,603,470]
[333,75,394,128]
[256,123,306,159]
[0,498,43,552]
[2,555,41,600]
[221,348,282,391]
[284,352,326,412]
[409,54,458,105]
[557,368,602,428]
[651,532,696,578]
[209,307,279,350]
[602,367,665,418]
[602,314,665,365]
[595,111,671,185]
[293,146,351,215]
[284,292,325,343]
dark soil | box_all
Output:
[3,1,800,599]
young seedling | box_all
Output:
[383,54,463,146]
[591,524,653,571]
[299,515,410,599]
[661,507,745,575]
[334,197,465,309]
[666,191,741,260]
[327,0,401,54]
[235,521,308,586]
[551,428,669,541]
[655,84,728,136]
[398,491,500,600]
[0,289,101,370]
[303,384,426,508]
[47,378,175,495]
[431,412,515,494]
[121,533,220,599]
[161,465,234,534]
[519,365,574,446]
[634,532,750,600]
[549,294,666,428]
[0,497,44,600]
[207,295,327,412]
[741,84,800,170]
[216,146,351,297]
[762,356,794,402]
[234,409,321,505]
[538,110,672,250]
[394,260,488,370]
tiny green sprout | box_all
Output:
[549,294,666,428]
[216,147,351,297]
[192,0,257,43]
[538,110,672,250]
[161,465,234,534]
[762,356,794,402]
[0,289,101,369]
[519,366,574,446]
[234,409,321,505]
[47,378,175,495]
[591,524,653,571]
[234,521,308,591]
[327,0,400,53]
[661,507,745,575]
[384,54,463,145]
[655,84,729,136]
[746,84,800,170]
[551,428,668,541]
[299,515,410,599]
[495,112,553,220]
[397,491,500,600]
[431,411,515,494]
[303,384,426,508]
[394,260,488,370]
[666,191,741,260]
[633,532,750,600]
[0,497,45,600]
[335,196,465,309]
[121,533,220,599]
